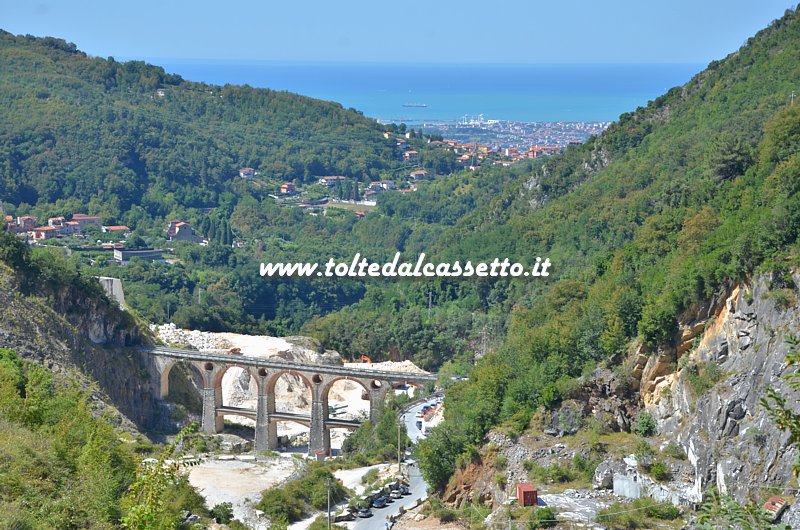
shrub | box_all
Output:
[493,454,508,470]
[257,488,304,524]
[361,468,378,485]
[573,453,603,482]
[635,439,656,470]
[650,461,670,481]
[586,430,607,454]
[342,403,409,462]
[528,462,578,484]
[256,463,348,523]
[771,288,797,310]
[597,498,680,528]
[639,303,678,347]
[210,502,234,524]
[502,408,533,438]
[634,411,657,437]
[662,441,686,460]
[530,506,558,528]
[587,416,613,436]
[428,499,459,524]
[645,501,680,520]
[0,230,31,271]
[435,507,458,523]
[686,362,724,397]
[746,427,768,448]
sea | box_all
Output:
[150,61,703,124]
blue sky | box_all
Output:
[0,1,795,64]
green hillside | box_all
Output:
[0,31,458,347]
[414,7,800,489]
[304,7,800,375]
[0,229,214,528]
[0,31,401,216]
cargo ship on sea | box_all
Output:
[402,103,428,108]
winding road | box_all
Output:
[349,398,439,530]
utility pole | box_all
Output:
[327,477,332,530]
[791,91,796,105]
[397,415,402,478]
[427,291,432,320]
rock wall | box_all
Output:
[440,272,799,526]
[0,264,163,431]
[640,272,800,504]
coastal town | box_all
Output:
[419,118,610,154]
[378,116,609,156]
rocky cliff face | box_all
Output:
[640,272,800,504]
[0,264,164,429]
[53,281,145,346]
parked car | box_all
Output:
[372,496,388,509]
[390,490,403,499]
[356,508,372,518]
[399,485,411,495]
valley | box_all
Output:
[2,4,800,529]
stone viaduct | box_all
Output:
[145,346,437,456]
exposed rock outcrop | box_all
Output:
[640,273,800,504]
[0,263,161,430]
[571,368,638,433]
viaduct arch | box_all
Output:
[147,346,435,456]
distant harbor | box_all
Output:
[417,117,610,152]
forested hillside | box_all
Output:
[0,31,400,216]
[0,229,215,528]
[414,7,800,489]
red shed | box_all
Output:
[516,482,538,507]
